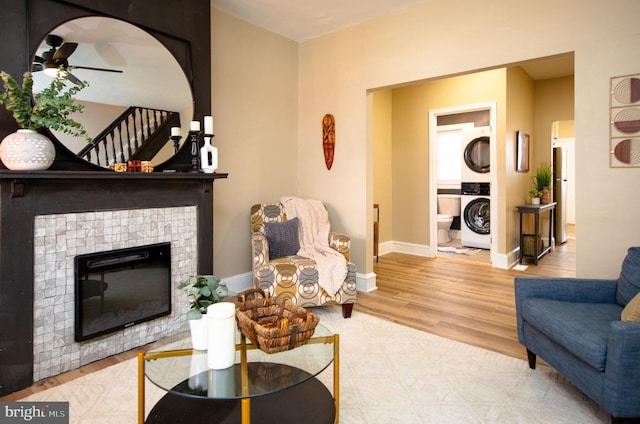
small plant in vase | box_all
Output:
[177,275,234,349]
[529,187,543,205]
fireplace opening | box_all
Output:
[74,242,172,342]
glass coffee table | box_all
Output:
[138,323,339,424]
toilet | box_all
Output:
[437,194,461,244]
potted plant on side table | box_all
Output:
[0,69,90,170]
[177,275,233,350]
[529,187,542,205]
[532,162,552,204]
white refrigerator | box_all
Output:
[553,147,568,244]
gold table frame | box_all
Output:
[138,332,339,424]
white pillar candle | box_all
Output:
[206,302,236,370]
[190,120,200,132]
[204,116,213,134]
[171,127,181,137]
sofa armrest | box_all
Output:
[514,277,618,342]
[329,231,351,261]
[251,232,269,269]
[604,321,640,417]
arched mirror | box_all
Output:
[31,16,193,169]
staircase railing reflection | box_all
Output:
[78,106,180,167]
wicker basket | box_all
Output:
[235,289,320,354]
[523,235,543,256]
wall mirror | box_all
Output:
[31,16,193,168]
[516,130,530,172]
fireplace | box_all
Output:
[74,242,172,342]
[0,171,226,395]
[32,206,198,382]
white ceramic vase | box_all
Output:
[0,129,56,170]
[200,136,218,173]
[189,317,209,350]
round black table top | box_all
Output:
[145,363,336,424]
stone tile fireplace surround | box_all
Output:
[33,206,197,382]
[0,171,226,395]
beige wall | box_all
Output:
[534,76,575,166]
[211,11,299,277]
[372,91,393,245]
[505,67,536,249]
[212,0,640,281]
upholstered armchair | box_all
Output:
[250,202,357,318]
[515,246,640,423]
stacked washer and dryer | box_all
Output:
[460,127,491,249]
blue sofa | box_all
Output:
[515,246,640,423]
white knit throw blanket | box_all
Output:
[280,197,347,296]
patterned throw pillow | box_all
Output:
[264,218,300,259]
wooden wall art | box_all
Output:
[610,73,640,167]
[322,114,335,170]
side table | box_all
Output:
[516,202,556,265]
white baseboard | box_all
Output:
[357,272,377,292]
[220,272,253,294]
[378,240,515,270]
[379,240,432,258]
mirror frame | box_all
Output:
[22,0,211,171]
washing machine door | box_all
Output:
[463,136,490,174]
[463,197,490,234]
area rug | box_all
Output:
[437,245,482,256]
[13,307,609,424]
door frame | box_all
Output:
[428,102,497,264]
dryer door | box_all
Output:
[463,136,490,174]
[463,197,490,234]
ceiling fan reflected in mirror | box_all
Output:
[32,34,123,85]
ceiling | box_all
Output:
[211,0,574,81]
[32,16,191,112]
[212,0,430,42]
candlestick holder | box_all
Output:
[170,134,182,154]
[188,129,202,172]
[200,134,218,173]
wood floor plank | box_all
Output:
[357,229,576,363]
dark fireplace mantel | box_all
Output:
[0,170,227,395]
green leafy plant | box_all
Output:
[532,162,552,190]
[528,187,543,198]
[0,69,90,140]
[177,275,234,320]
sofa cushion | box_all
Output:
[522,299,623,371]
[621,292,640,322]
[616,246,640,306]
[264,218,300,259]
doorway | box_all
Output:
[552,120,576,244]
[428,103,497,264]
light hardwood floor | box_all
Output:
[2,228,575,400]
[357,227,576,362]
